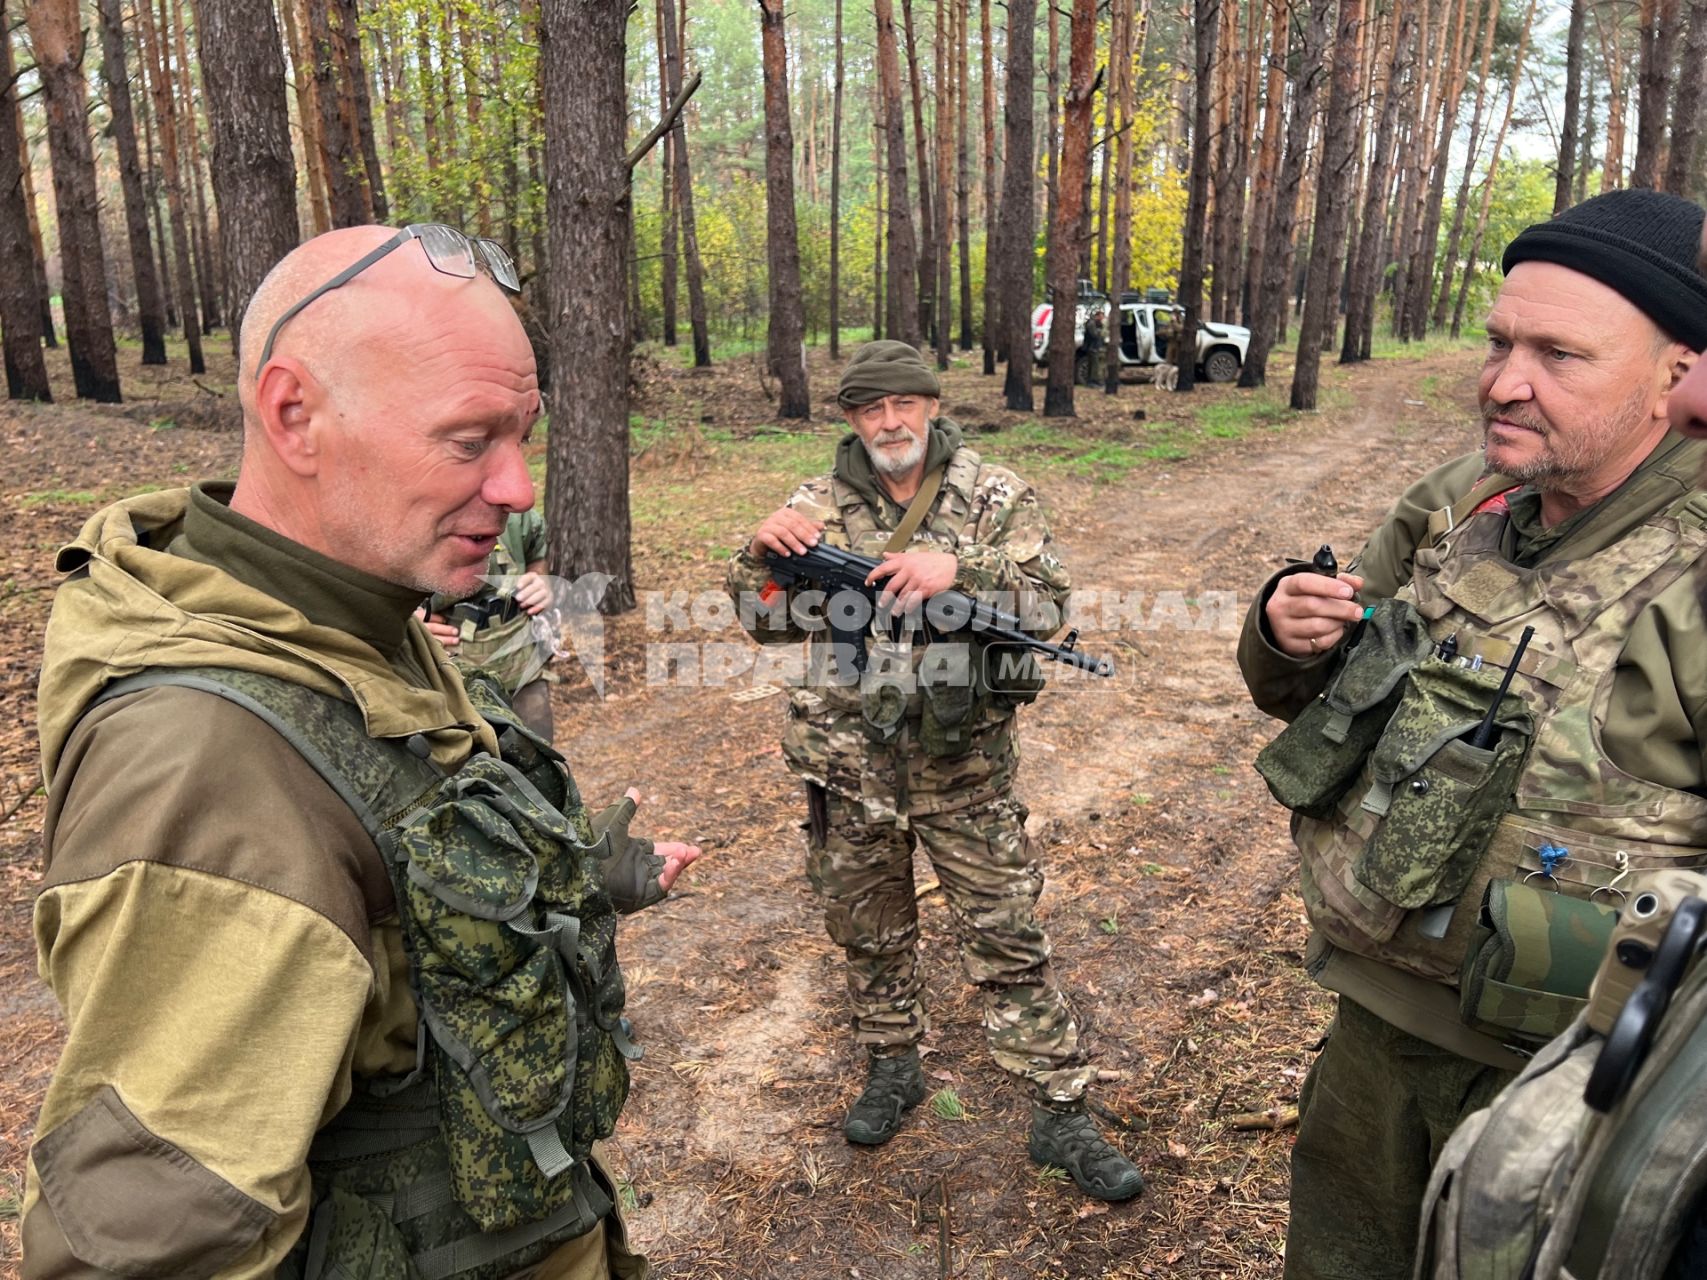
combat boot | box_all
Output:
[843,1048,927,1146]
[1028,1099,1144,1202]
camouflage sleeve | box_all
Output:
[954,468,1071,640]
[1238,451,1489,722]
[724,474,838,645]
[519,509,549,565]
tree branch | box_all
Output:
[625,69,702,172]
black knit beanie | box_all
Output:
[1502,188,1707,351]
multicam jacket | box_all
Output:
[1240,436,1707,1065]
[726,420,1072,825]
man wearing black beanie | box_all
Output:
[1235,188,1707,1280]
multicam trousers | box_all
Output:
[807,787,1095,1103]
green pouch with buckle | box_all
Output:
[1255,596,1436,818]
[919,642,977,758]
[1459,877,1621,1045]
[1354,660,1531,910]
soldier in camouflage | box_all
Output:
[1238,189,1707,1280]
[420,506,560,742]
[725,339,1142,1202]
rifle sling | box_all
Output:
[883,465,945,553]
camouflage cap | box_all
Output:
[837,340,941,409]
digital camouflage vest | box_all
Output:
[1261,483,1707,1048]
[91,665,638,1280]
[1417,870,1707,1280]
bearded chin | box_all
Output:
[866,437,926,476]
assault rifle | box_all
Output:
[762,543,1115,678]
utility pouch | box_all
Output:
[1354,660,1531,910]
[290,1186,419,1280]
[1459,877,1620,1045]
[982,640,1045,712]
[395,754,629,1233]
[859,636,911,746]
[919,642,977,758]
[1255,596,1434,817]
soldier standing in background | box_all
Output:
[725,340,1143,1202]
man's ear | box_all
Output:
[253,357,328,477]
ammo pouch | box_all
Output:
[919,642,977,758]
[981,640,1045,713]
[1353,659,1531,911]
[1458,878,1620,1046]
[1255,597,1434,818]
[860,636,911,746]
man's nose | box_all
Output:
[1483,351,1535,406]
[485,439,536,512]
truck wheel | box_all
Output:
[1203,347,1241,383]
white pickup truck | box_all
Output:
[1031,294,1250,383]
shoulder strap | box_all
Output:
[884,465,946,552]
[1425,472,1523,549]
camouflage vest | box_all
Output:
[448,528,552,696]
[1288,483,1707,1046]
[1417,871,1707,1280]
[91,666,637,1280]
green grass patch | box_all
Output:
[19,488,99,507]
[1364,328,1486,362]
[929,1088,967,1120]
[1033,1164,1070,1185]
[1194,388,1292,439]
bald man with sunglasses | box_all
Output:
[22,226,697,1280]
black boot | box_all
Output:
[1029,1100,1144,1202]
[844,1048,927,1146]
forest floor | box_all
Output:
[0,327,1488,1278]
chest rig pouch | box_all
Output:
[93,665,639,1279]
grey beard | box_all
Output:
[864,433,927,476]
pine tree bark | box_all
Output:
[336,0,387,221]
[980,0,999,374]
[873,91,886,340]
[307,0,365,227]
[1209,0,1240,322]
[1596,7,1626,192]
[659,0,710,365]
[758,0,811,418]
[1292,0,1364,410]
[1044,0,1096,415]
[1555,0,1586,212]
[1044,1,1060,290]
[1342,3,1414,362]
[197,0,298,356]
[1432,0,1498,332]
[874,0,922,349]
[0,0,51,401]
[1105,0,1136,395]
[1178,0,1220,396]
[279,0,328,234]
[829,0,844,357]
[998,0,1037,409]
[933,0,954,369]
[1243,0,1289,332]
[1451,0,1538,336]
[900,0,937,344]
[27,0,123,400]
[1576,61,1597,206]
[656,0,678,346]
[1665,0,1707,197]
[1403,0,1474,339]
[173,0,222,331]
[956,0,973,351]
[1241,0,1331,386]
[137,0,204,371]
[541,0,635,613]
[97,0,168,365]
[17,116,59,346]
[1632,0,1680,188]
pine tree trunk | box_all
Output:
[759,0,811,418]
[1342,4,1413,362]
[1597,8,1626,192]
[1403,0,1474,338]
[1044,1,1059,290]
[138,0,204,372]
[173,0,222,331]
[1432,0,1498,333]
[541,0,635,613]
[1292,0,1364,410]
[1243,0,1289,332]
[980,0,999,373]
[0,0,51,400]
[873,92,886,340]
[308,0,365,227]
[1555,0,1586,212]
[17,117,59,346]
[956,0,973,351]
[1451,0,1538,336]
[1044,0,1096,415]
[1241,0,1330,386]
[281,0,329,234]
[337,0,387,221]
[829,0,844,357]
[659,0,710,365]
[1386,0,1436,338]
[998,0,1037,409]
[1177,0,1220,396]
[656,0,678,346]
[97,0,168,365]
[900,0,937,344]
[1632,0,1680,188]
[197,0,297,356]
[1576,61,1597,206]
[875,0,922,349]
[1209,0,1239,322]
[933,0,954,369]
[1665,0,1707,197]
[1105,0,1136,395]
[28,0,123,400]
